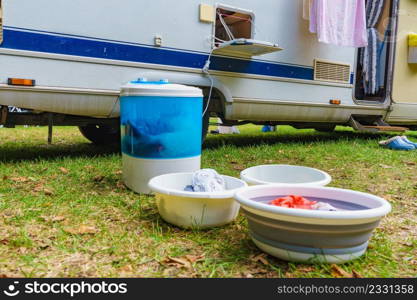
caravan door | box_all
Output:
[354,0,393,104]
[386,0,417,124]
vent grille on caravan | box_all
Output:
[314,59,351,84]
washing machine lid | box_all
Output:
[120,78,203,97]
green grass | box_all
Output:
[0,125,416,278]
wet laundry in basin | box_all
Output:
[269,195,339,211]
[184,169,226,192]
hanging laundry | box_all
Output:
[361,0,386,95]
[309,0,367,48]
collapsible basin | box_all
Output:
[240,164,331,186]
[235,185,391,264]
[148,172,247,229]
[120,79,203,193]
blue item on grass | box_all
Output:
[379,136,415,151]
[262,125,275,132]
[400,136,417,148]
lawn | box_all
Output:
[0,125,416,278]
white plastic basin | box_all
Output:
[148,172,247,229]
[234,185,392,263]
[240,164,331,186]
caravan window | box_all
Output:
[212,6,281,58]
[214,7,253,47]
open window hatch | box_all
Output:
[213,6,282,58]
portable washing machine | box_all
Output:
[120,79,203,193]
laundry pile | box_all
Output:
[379,136,417,151]
[269,195,339,211]
[184,169,226,192]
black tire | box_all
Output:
[78,124,120,145]
[314,125,336,133]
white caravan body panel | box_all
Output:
[0,0,401,124]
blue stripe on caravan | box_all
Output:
[1,28,315,81]
[212,56,313,80]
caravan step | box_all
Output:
[362,125,409,132]
[349,116,409,132]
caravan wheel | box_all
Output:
[78,125,120,145]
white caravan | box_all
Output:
[0,0,416,143]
